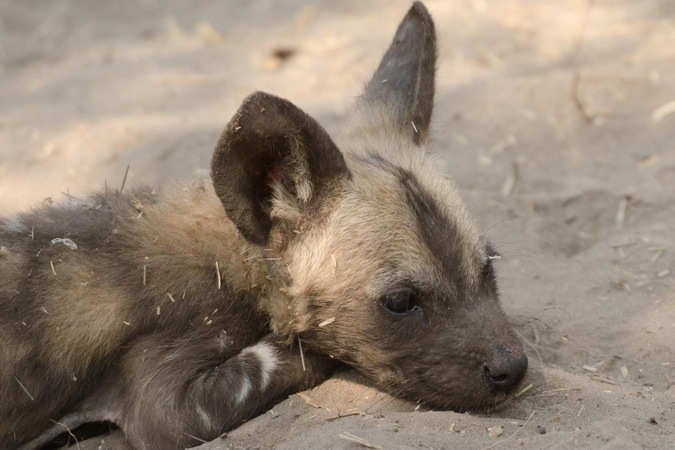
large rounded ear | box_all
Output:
[363,1,436,146]
[211,92,349,245]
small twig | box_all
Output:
[615,196,629,228]
[215,261,222,290]
[326,411,364,421]
[183,433,207,444]
[649,248,666,263]
[571,74,594,124]
[611,240,638,249]
[338,432,382,449]
[298,337,306,371]
[569,0,595,125]
[60,189,75,200]
[319,317,335,327]
[513,329,543,363]
[537,386,582,395]
[500,162,519,197]
[50,419,81,450]
[119,164,130,194]
[514,383,533,397]
[50,260,57,276]
[296,392,322,409]
[651,100,675,122]
[588,374,617,385]
[480,410,535,450]
[13,375,35,401]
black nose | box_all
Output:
[483,349,528,393]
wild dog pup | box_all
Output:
[0,2,527,449]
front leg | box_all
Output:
[120,333,336,449]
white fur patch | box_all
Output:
[51,237,78,250]
[241,342,279,391]
[235,376,252,404]
[197,404,211,428]
[296,178,313,204]
[0,217,28,233]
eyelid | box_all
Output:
[380,287,423,316]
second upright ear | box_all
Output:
[363,1,437,146]
[211,92,349,245]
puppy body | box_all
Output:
[1,3,527,449]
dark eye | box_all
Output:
[380,288,423,316]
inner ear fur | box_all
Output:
[211,91,349,245]
[363,1,437,146]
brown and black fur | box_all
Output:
[0,3,527,449]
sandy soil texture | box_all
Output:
[1,0,673,448]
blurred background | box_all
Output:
[1,0,672,213]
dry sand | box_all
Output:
[1,0,673,448]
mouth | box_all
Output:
[365,351,529,413]
[479,391,516,413]
[384,369,527,413]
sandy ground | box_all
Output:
[1,0,674,448]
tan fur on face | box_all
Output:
[339,103,485,274]
[275,149,484,335]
